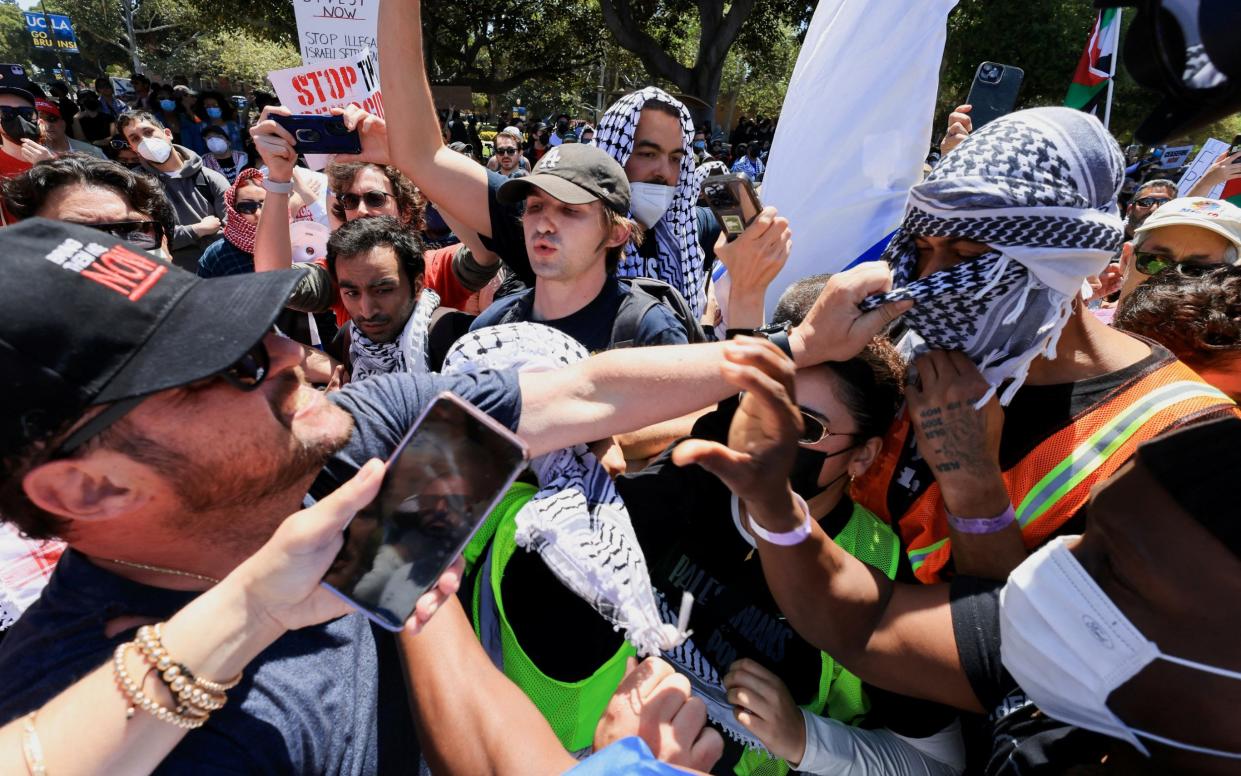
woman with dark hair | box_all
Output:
[201,125,250,183]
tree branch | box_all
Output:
[599,0,692,89]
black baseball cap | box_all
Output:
[0,219,301,457]
[0,63,35,105]
[497,143,630,215]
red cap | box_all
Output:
[34,98,60,119]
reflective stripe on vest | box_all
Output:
[1015,381,1230,530]
[854,358,1240,583]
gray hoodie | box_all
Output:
[141,144,229,266]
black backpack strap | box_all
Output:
[609,284,661,350]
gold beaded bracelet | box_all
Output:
[134,624,240,715]
[112,642,209,730]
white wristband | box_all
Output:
[745,492,813,546]
[263,178,294,194]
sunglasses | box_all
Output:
[109,136,129,149]
[1132,251,1225,277]
[0,106,35,122]
[55,340,271,456]
[493,147,518,155]
[1132,196,1171,209]
[335,190,393,210]
[797,407,857,446]
[233,200,264,215]
[66,220,164,252]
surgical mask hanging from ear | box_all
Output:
[1000,536,1241,760]
[628,182,676,228]
[137,136,173,164]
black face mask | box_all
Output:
[556,120,569,134]
[0,110,39,143]
[788,443,858,500]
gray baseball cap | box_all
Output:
[497,143,630,215]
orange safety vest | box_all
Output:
[853,358,1238,584]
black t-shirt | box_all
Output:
[480,169,537,286]
[616,403,847,707]
[950,575,1120,774]
[469,275,688,354]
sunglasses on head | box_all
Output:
[233,200,264,215]
[66,220,164,251]
[494,147,518,155]
[56,339,271,456]
[1133,251,1224,276]
[797,407,857,446]
[335,190,393,210]
[1133,196,1171,209]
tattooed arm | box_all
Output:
[906,351,1027,580]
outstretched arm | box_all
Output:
[672,342,982,713]
[517,263,911,458]
[378,0,494,238]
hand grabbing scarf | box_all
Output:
[860,107,1125,405]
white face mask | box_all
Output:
[628,181,676,228]
[1000,536,1241,760]
[137,136,173,164]
[205,136,230,154]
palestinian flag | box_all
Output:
[1222,178,1241,207]
[1065,9,1122,115]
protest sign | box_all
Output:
[294,0,377,64]
[24,12,78,54]
[268,47,381,169]
[1177,138,1229,197]
[1158,144,1194,169]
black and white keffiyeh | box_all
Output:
[595,87,707,319]
[860,107,1126,405]
[443,323,685,657]
[347,288,440,381]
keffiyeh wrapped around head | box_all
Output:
[223,168,314,255]
[862,107,1126,405]
[442,323,684,656]
[595,87,707,319]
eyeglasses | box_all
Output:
[65,220,164,252]
[1132,251,1226,277]
[335,190,393,210]
[55,339,271,456]
[1132,196,1171,209]
[797,407,857,446]
[0,106,35,122]
[494,147,518,155]
[233,200,264,215]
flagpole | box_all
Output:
[1102,8,1121,131]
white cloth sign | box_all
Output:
[267,48,382,170]
[760,0,960,314]
[293,0,377,64]
[1177,138,1229,198]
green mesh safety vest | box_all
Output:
[733,502,900,776]
[468,484,635,753]
[467,489,899,765]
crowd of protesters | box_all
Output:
[0,0,1240,773]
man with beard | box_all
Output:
[1122,179,1177,240]
[0,218,904,772]
[326,216,443,379]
